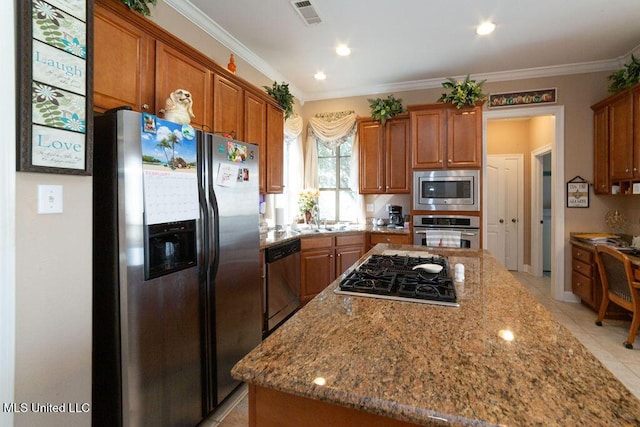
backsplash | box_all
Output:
[365,194,410,224]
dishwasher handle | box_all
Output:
[265,238,301,264]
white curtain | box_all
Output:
[303,111,365,223]
[283,114,304,223]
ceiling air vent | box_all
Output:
[291,0,323,25]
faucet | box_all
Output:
[311,205,321,230]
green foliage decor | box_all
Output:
[437,74,486,109]
[367,95,405,124]
[608,55,640,93]
[263,81,294,120]
[119,0,157,16]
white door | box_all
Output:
[487,155,522,270]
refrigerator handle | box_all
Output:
[207,164,220,281]
[196,132,209,285]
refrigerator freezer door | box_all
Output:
[93,110,202,427]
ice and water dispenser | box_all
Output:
[145,219,197,280]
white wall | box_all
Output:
[1,1,16,426]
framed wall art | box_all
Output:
[567,176,589,208]
[17,0,93,175]
[488,88,556,109]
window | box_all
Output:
[316,138,357,222]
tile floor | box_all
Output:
[203,271,640,426]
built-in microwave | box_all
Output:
[413,170,479,211]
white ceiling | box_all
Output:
[164,0,640,103]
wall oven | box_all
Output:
[413,215,480,249]
[413,170,479,211]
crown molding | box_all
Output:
[162,0,305,101]
[163,0,638,104]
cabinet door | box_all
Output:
[358,120,384,193]
[447,106,481,168]
[634,87,640,178]
[411,109,446,169]
[245,92,267,193]
[93,4,154,113]
[385,117,410,193]
[609,92,633,179]
[300,249,335,304]
[265,104,284,193]
[155,41,212,130]
[335,245,365,277]
[213,74,244,140]
[593,106,609,194]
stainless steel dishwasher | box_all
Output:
[264,238,301,337]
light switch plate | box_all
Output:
[366,204,374,212]
[38,185,63,214]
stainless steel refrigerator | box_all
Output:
[93,109,262,426]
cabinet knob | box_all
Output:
[576,282,582,287]
[141,103,149,110]
[438,159,443,163]
[448,159,452,163]
[626,168,630,172]
[511,218,517,223]
[158,109,165,116]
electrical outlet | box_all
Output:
[38,185,63,214]
[366,204,374,212]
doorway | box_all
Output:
[531,146,553,278]
[483,105,565,301]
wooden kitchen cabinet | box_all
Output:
[409,103,482,169]
[447,106,482,167]
[245,92,268,192]
[592,105,610,194]
[155,41,213,130]
[591,83,640,195]
[358,115,410,194]
[300,234,366,304]
[94,0,285,192]
[265,104,285,193]
[300,237,335,304]
[571,243,630,319]
[335,234,366,277]
[368,232,411,250]
[213,74,244,140]
[93,2,155,113]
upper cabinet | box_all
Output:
[213,74,244,140]
[94,0,285,193]
[93,3,154,113]
[265,104,285,193]
[358,115,410,194]
[409,103,482,169]
[244,92,268,193]
[155,41,213,130]
[591,83,640,195]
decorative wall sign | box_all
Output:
[17,0,93,175]
[488,88,557,109]
[567,176,589,208]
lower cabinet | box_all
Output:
[571,243,630,319]
[368,232,412,250]
[300,234,366,304]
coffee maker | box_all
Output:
[388,205,403,227]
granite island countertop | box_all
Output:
[232,244,640,426]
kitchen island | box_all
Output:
[232,244,640,426]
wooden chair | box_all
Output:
[595,244,640,349]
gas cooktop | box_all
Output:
[334,254,459,307]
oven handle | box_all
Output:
[414,229,479,236]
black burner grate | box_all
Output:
[339,255,456,304]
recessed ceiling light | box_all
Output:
[314,71,327,80]
[476,21,496,35]
[336,44,351,56]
